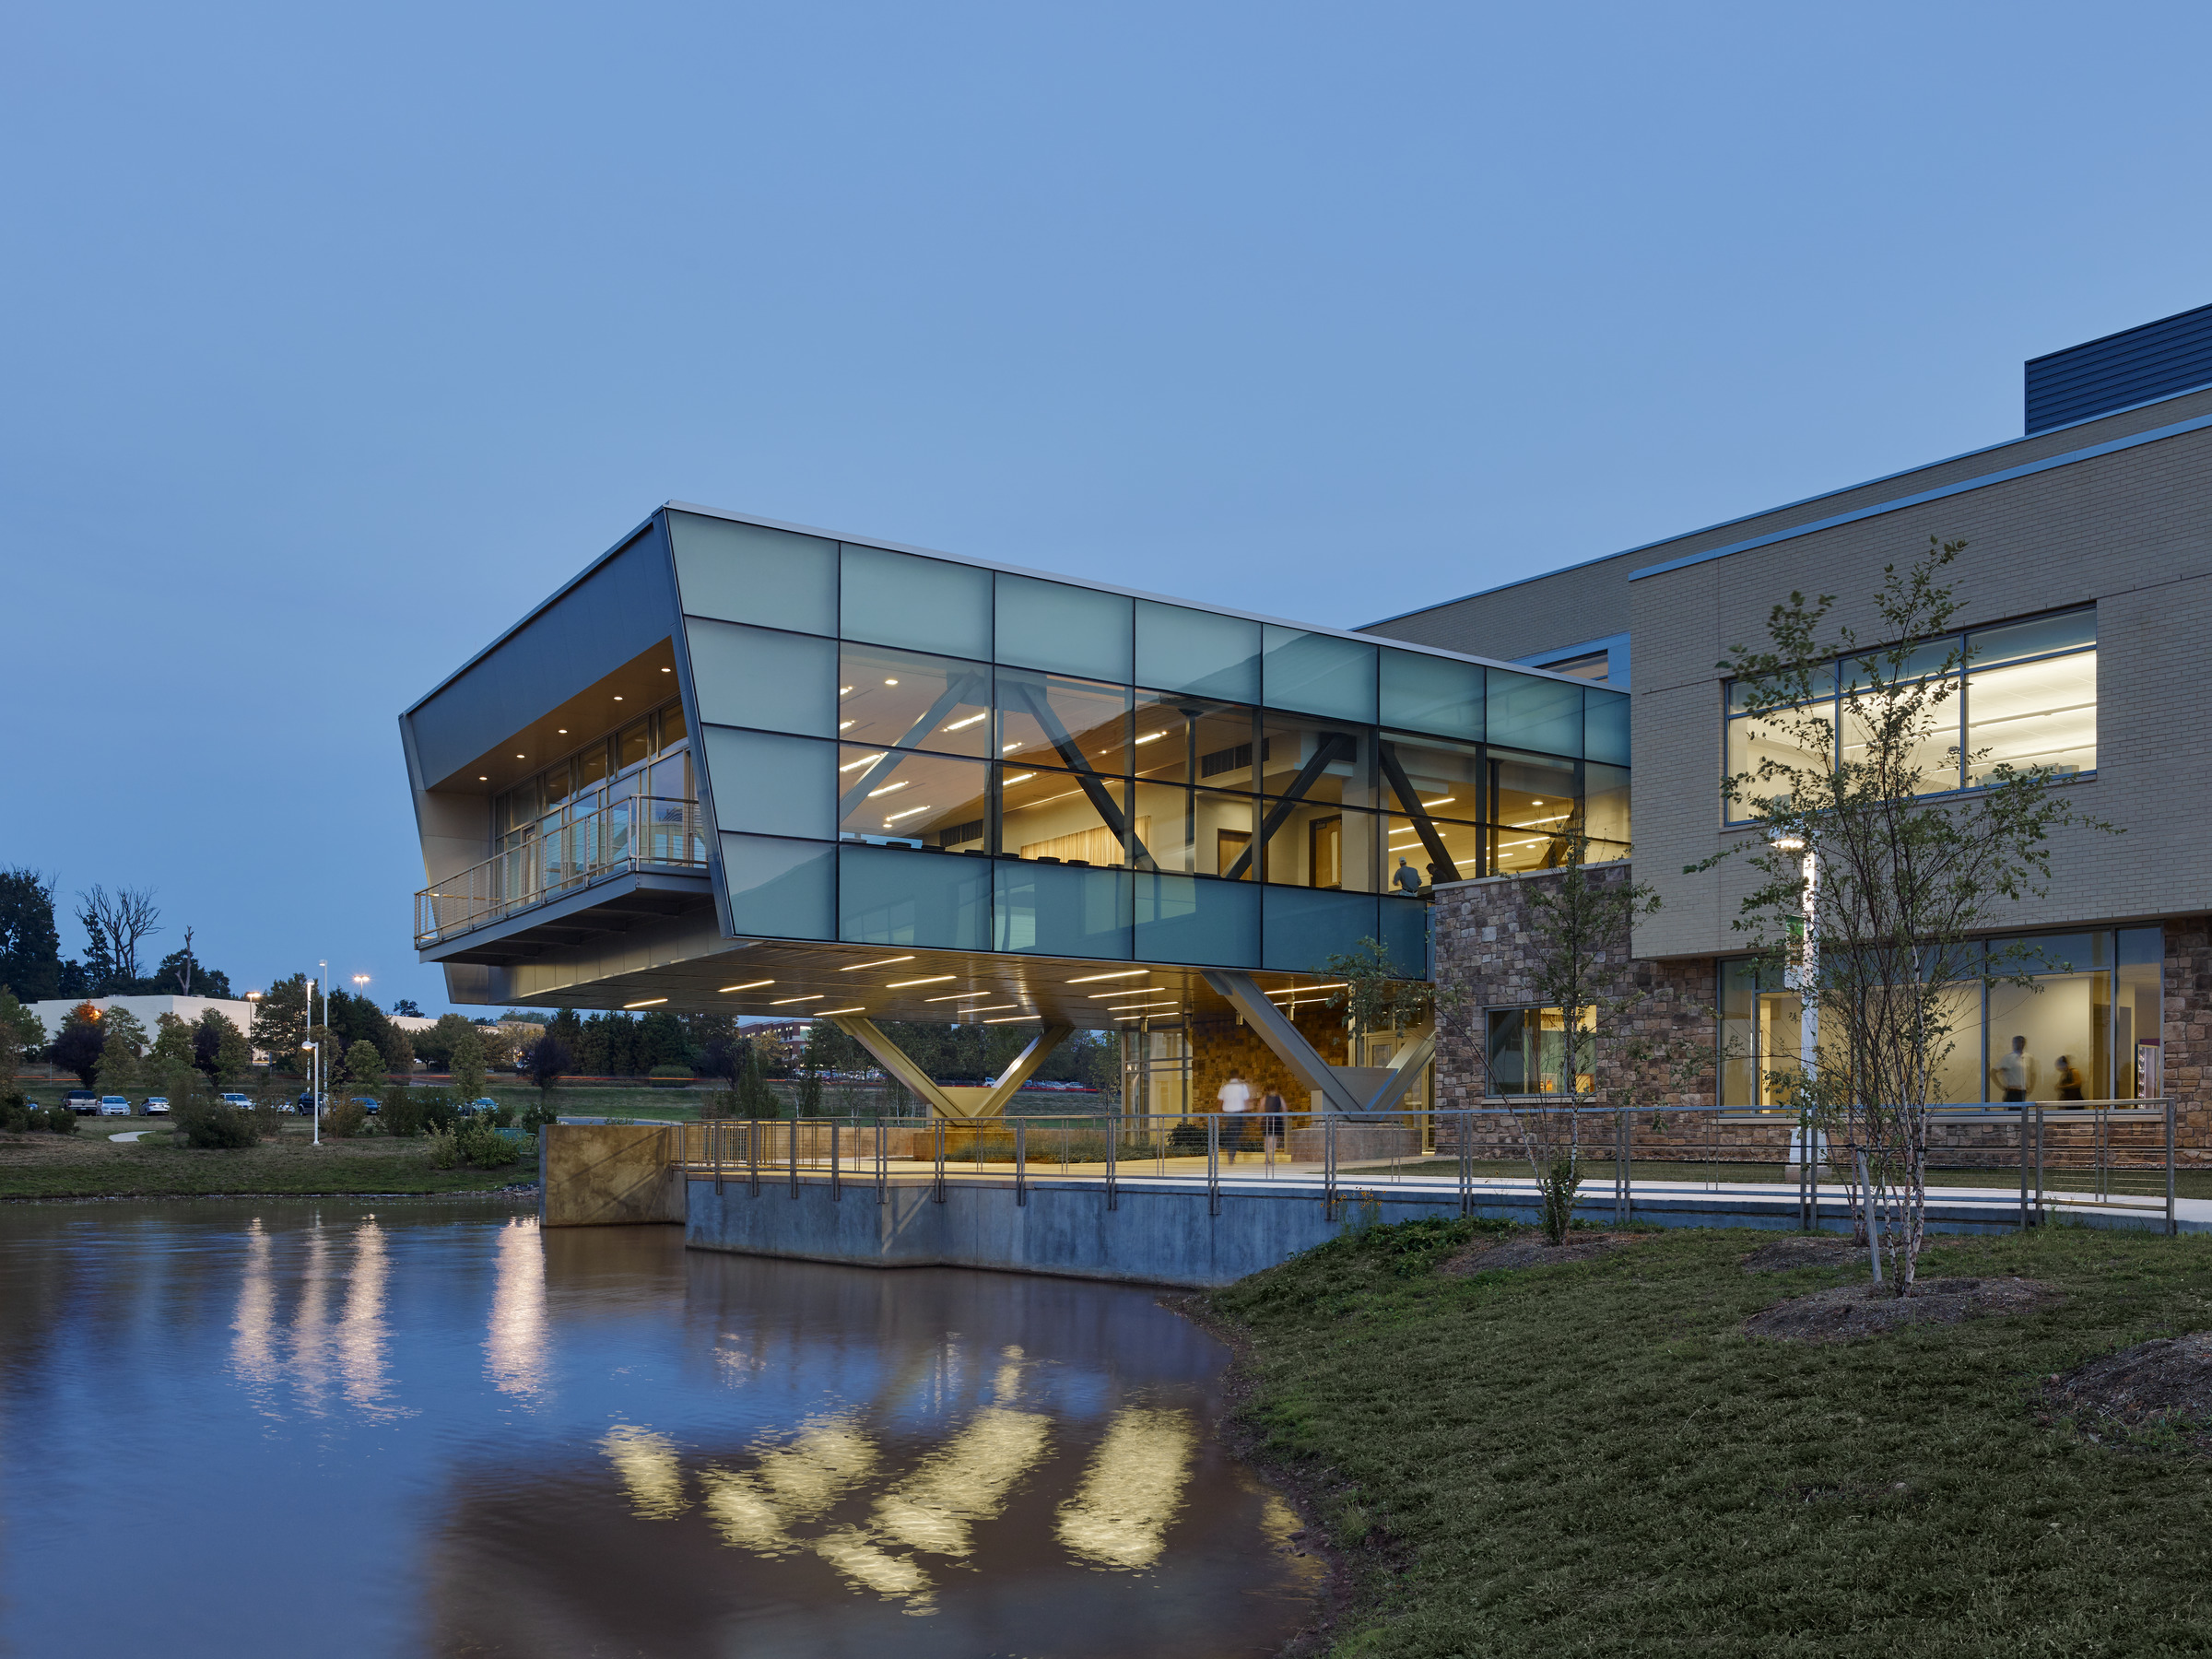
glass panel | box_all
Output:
[998,765,1133,867]
[995,668,1132,775]
[1261,803,1380,891]
[837,747,990,849]
[839,843,990,950]
[658,701,686,750]
[1841,638,1960,694]
[1584,689,1630,767]
[1584,762,1630,850]
[840,545,992,660]
[1383,815,1482,888]
[718,833,834,941]
[1262,887,1378,973]
[683,618,838,738]
[649,751,692,806]
[1488,670,1583,757]
[1262,625,1377,723]
[573,741,608,794]
[1928,982,1984,1104]
[1491,824,1569,874]
[1969,608,2094,668]
[993,863,1134,959]
[837,643,993,758]
[1492,752,1576,832]
[667,512,838,637]
[541,759,574,808]
[1135,873,1259,967]
[1379,649,1483,741]
[1381,735,1480,816]
[1256,713,1374,807]
[1485,1008,1592,1096]
[1544,652,1612,683]
[1134,601,1261,702]
[1724,706,1836,820]
[618,719,654,771]
[1841,679,1960,793]
[500,779,542,832]
[1379,897,1428,981]
[1131,782,1257,876]
[700,728,831,840]
[994,573,1133,682]
[2117,927,2161,1100]
[1131,693,1256,788]
[1965,651,2096,782]
[1986,964,2111,1103]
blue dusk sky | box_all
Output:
[6,1,2208,1012]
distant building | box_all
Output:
[27,994,264,1047]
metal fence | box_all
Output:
[671,1101,2179,1233]
[415,795,708,945]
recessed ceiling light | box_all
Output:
[925,992,991,1002]
[1088,989,1165,998]
[817,1006,865,1016]
[558,728,568,734]
[515,754,525,759]
[614,696,624,701]
[982,1015,1036,1024]
[623,998,666,1008]
[771,994,825,1006]
[887,975,955,988]
[841,956,915,971]
[1069,970,1148,983]
[661,667,672,673]
[884,677,899,686]
[478,775,488,781]
[719,980,774,993]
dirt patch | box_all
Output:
[1742,1238,1865,1274]
[1746,1277,2061,1343]
[2043,1332,2212,1453]
[1442,1230,1654,1276]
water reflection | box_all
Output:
[0,1203,1316,1659]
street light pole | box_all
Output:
[303,1042,319,1146]
[1774,833,1821,1177]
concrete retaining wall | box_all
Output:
[542,1124,688,1227]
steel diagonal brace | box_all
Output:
[830,1015,1075,1120]
[1005,680,1157,870]
[837,670,993,821]
[1220,732,1356,883]
[1378,741,1461,885]
[1202,970,1438,1115]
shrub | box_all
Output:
[427,1128,461,1169]
[477,1100,514,1130]
[417,1090,459,1135]
[455,1119,524,1169]
[648,1065,694,1089]
[519,1099,559,1134]
[174,1094,258,1149]
[0,1092,32,1134]
[323,1098,368,1140]
[380,1089,426,1137]
[42,1103,79,1135]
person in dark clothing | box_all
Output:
[2053,1054,2087,1103]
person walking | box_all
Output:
[1260,1087,1287,1160]
[2053,1054,2087,1104]
[1218,1071,1252,1163]
[1991,1036,2039,1103]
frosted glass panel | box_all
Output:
[995,573,1133,682]
[839,843,990,950]
[1380,650,1483,741]
[667,512,837,636]
[685,620,837,737]
[1584,689,1630,767]
[841,545,992,659]
[1263,887,1378,973]
[1488,669,1583,757]
[1263,626,1376,723]
[1135,601,1260,702]
[1135,874,1260,967]
[700,727,834,840]
[993,863,1133,959]
[719,833,834,940]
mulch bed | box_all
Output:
[2042,1331,2212,1453]
[1443,1230,1654,1275]
[1742,1238,1866,1273]
[1747,1277,2062,1343]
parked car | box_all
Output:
[295,1092,324,1116]
[142,1096,171,1115]
[219,1093,253,1111]
[460,1097,499,1117]
[98,1096,131,1116]
[65,1089,98,1114]
[350,1096,382,1115]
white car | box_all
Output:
[219,1094,253,1111]
[98,1096,131,1116]
[142,1096,171,1115]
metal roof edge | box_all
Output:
[1628,408,2212,582]
[2024,300,2212,367]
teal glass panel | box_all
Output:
[993,862,1134,958]
[838,843,990,950]
[1970,608,2094,667]
[1378,896,1429,980]
[1379,649,1483,740]
[700,727,834,840]
[684,620,837,737]
[995,573,1133,682]
[1262,625,1377,723]
[717,833,834,940]
[1135,601,1260,702]
[1729,663,1836,713]
[1135,874,1260,967]
[1584,689,1630,766]
[1488,669,1583,757]
[1262,887,1378,973]
[838,643,993,757]
[840,545,992,660]
[667,512,838,636]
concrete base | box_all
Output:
[542,1124,688,1227]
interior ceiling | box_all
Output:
[428,639,680,796]
[511,937,1349,1032]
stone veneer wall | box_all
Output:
[1430,862,1717,1111]
[2165,919,2212,1158]
[1186,1006,1351,1115]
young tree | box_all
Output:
[0,868,64,1002]
[149,1012,197,1074]
[450,1027,488,1101]
[254,976,313,1072]
[194,1010,253,1083]
[522,1033,571,1100]
[378,1025,416,1077]
[96,1030,143,1096]
[50,1005,106,1085]
[98,1006,149,1056]
[0,991,45,1084]
[343,1040,389,1088]
[1320,936,1436,1059]
[1710,536,2113,1293]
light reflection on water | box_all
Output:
[0,1201,1315,1657]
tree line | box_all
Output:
[0,869,232,1001]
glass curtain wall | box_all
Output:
[1719,925,2162,1105]
[1723,607,2095,822]
[672,511,1627,972]
[493,700,699,903]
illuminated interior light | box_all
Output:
[613,696,624,701]
[1134,731,1166,744]
[1088,988,1164,997]
[719,980,774,993]
[924,992,992,1002]
[623,998,667,1008]
[1263,982,1347,995]
[886,975,956,988]
[839,720,855,729]
[771,994,825,1005]
[982,1015,1037,1024]
[1004,772,1034,784]
[1002,742,1021,752]
[841,956,915,971]
[945,712,986,730]
[839,754,887,772]
[883,677,899,687]
[884,806,930,823]
[866,781,909,797]
[557,728,568,734]
[816,1006,865,1016]
[840,686,853,696]
[1421,796,1454,806]
[969,1004,1018,1013]
[661,666,672,673]
[1068,970,1148,982]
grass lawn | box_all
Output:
[1206,1220,2212,1657]
[0,1127,535,1198]
[1373,1155,2195,1200]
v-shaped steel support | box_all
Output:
[1200,970,1436,1116]
[830,1015,1076,1120]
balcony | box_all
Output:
[416,795,710,951]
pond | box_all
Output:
[0,1201,1315,1656]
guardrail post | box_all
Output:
[713,1117,724,1195]
[1324,1114,1337,1221]
[2018,1108,2030,1230]
[1457,1110,1472,1217]
[1106,1112,1118,1212]
[747,1117,759,1198]
[830,1120,842,1202]
[933,1119,947,1204]
[1015,1119,1028,1208]
[2168,1100,2178,1237]
[1206,1114,1220,1218]
[789,1116,800,1198]
[2034,1102,2044,1226]
[876,1119,887,1206]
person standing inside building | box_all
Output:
[1260,1086,1287,1160]
[1992,1036,2039,1103]
[2053,1054,2087,1104]
[1393,858,1423,894]
[1218,1071,1252,1162]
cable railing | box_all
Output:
[415,795,708,945]
[668,1101,2180,1232]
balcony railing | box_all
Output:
[416,795,709,947]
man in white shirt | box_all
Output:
[1218,1072,1252,1162]
[1992,1036,2038,1103]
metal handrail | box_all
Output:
[414,794,708,945]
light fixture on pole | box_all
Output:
[302,1041,320,1147]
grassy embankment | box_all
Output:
[1207,1220,2212,1657]
[0,1119,533,1199]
